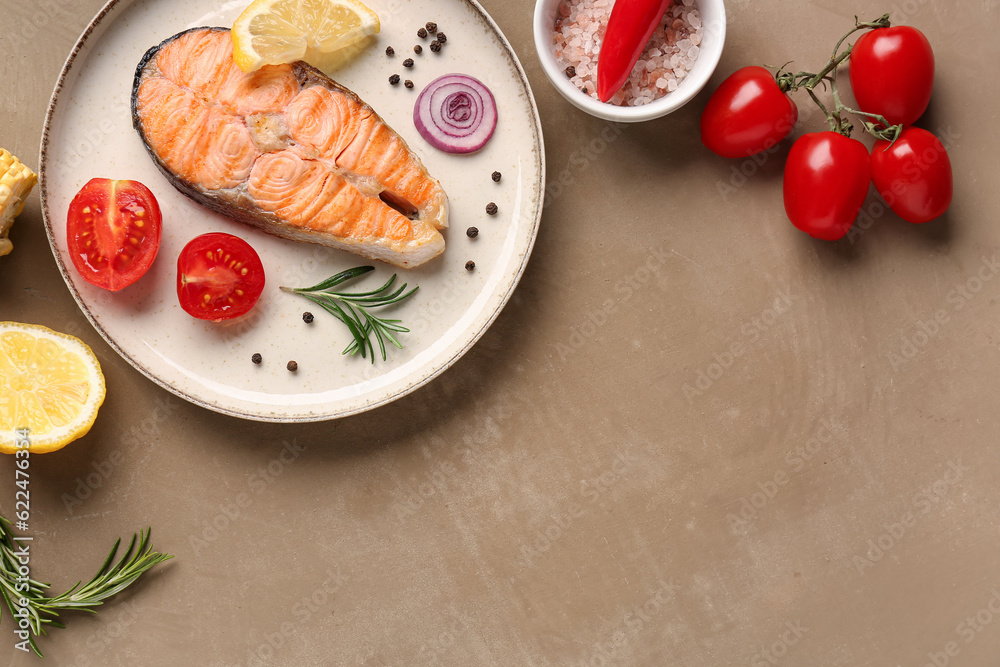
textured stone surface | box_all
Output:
[2,0,1000,664]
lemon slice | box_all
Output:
[232,0,380,72]
[0,322,106,454]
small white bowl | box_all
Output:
[533,0,727,123]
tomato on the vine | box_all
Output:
[849,26,934,126]
[66,178,162,291]
[783,132,871,241]
[701,66,799,159]
[870,126,952,224]
[177,233,265,321]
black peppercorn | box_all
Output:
[465,260,475,271]
[486,202,498,215]
[302,312,314,324]
[403,58,414,68]
[426,22,437,33]
[385,46,394,56]
[467,226,479,238]
[417,27,427,38]
[430,40,441,53]
[404,80,414,89]
[564,65,576,78]
[287,360,298,372]
[491,171,501,182]
[414,44,422,54]
[389,73,400,85]
[436,32,447,44]
[251,353,262,365]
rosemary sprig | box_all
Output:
[0,516,173,657]
[280,266,419,363]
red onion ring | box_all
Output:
[413,74,497,154]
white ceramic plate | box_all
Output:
[41,0,544,422]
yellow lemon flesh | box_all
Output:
[232,0,380,72]
[0,322,106,454]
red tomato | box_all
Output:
[783,132,871,241]
[701,66,799,159]
[177,233,265,321]
[849,26,934,126]
[871,126,952,224]
[66,178,162,291]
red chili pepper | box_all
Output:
[597,0,673,102]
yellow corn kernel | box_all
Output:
[0,148,38,258]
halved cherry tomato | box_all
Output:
[849,26,934,127]
[783,132,871,241]
[701,66,799,159]
[871,126,952,224]
[67,178,162,291]
[177,233,265,321]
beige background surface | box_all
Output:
[2,0,1000,665]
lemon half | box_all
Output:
[0,322,106,454]
[232,0,380,72]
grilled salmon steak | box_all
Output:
[132,27,447,268]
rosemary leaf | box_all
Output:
[361,310,387,360]
[303,293,367,355]
[0,516,172,657]
[282,266,420,363]
[290,266,374,292]
[331,274,398,299]
[339,282,416,305]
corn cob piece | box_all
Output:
[0,148,38,257]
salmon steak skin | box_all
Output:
[131,27,448,269]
